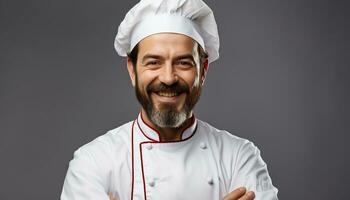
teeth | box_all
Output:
[158,92,178,97]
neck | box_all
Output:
[140,109,193,142]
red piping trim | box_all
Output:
[140,112,162,140]
[139,142,148,200]
[180,116,195,140]
[130,120,135,200]
[138,125,198,200]
[133,115,198,200]
[137,119,158,142]
[138,112,196,142]
[155,122,198,144]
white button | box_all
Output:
[200,142,207,149]
[146,144,153,150]
[149,180,155,187]
[207,177,214,185]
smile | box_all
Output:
[157,91,179,97]
[151,91,185,103]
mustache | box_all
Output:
[147,82,189,94]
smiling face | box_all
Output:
[127,33,208,128]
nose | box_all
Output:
[158,63,178,85]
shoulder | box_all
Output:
[197,119,262,174]
[197,120,278,196]
[61,121,135,198]
[197,119,253,151]
[78,121,133,153]
[70,121,134,170]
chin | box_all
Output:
[156,103,184,113]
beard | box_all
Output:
[135,76,202,128]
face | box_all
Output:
[127,33,208,128]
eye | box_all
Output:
[146,60,160,66]
[146,60,158,65]
[176,60,194,68]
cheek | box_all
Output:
[179,69,199,89]
[137,70,158,88]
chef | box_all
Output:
[61,0,279,199]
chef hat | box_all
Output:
[114,0,220,63]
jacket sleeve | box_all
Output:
[230,140,279,200]
[60,147,110,200]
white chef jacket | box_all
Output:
[61,113,278,200]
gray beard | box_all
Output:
[147,103,189,128]
[134,74,201,129]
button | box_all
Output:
[200,142,207,149]
[207,177,214,185]
[146,144,153,150]
[149,180,155,187]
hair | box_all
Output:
[127,41,208,74]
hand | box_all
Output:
[223,187,255,200]
[109,193,117,200]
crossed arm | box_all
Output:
[108,187,255,200]
[62,139,277,200]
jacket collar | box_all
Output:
[136,112,197,142]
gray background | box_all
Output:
[0,0,349,199]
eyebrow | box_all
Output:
[174,54,195,62]
[141,54,163,64]
[141,53,195,62]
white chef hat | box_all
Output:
[114,0,220,63]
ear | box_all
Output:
[127,57,136,87]
[201,58,209,86]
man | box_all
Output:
[61,0,278,199]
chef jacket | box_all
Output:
[61,114,278,200]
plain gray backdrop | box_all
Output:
[1,0,349,199]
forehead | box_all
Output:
[137,33,196,57]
